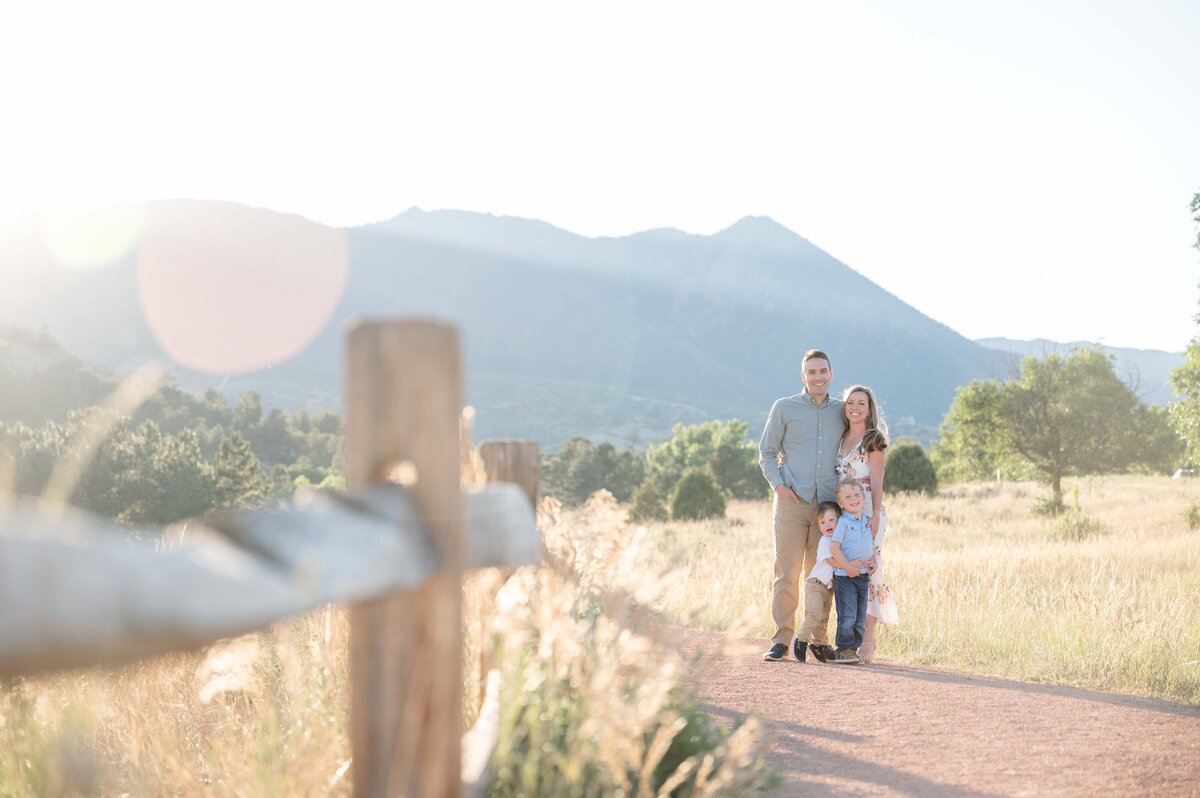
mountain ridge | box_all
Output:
[0,201,1017,446]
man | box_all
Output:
[758,350,843,662]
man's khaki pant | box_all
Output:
[770,493,822,645]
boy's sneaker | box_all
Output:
[832,647,862,664]
[792,639,807,662]
[762,643,788,661]
[810,644,836,663]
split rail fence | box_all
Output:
[0,319,542,798]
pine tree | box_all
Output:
[213,431,267,509]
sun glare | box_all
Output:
[135,201,349,374]
[40,203,147,271]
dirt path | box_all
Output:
[677,630,1200,797]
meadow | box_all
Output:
[610,475,1200,705]
[0,495,775,797]
[4,475,1196,796]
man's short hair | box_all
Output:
[802,349,831,368]
[816,500,842,518]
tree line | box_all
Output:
[541,419,768,522]
[545,341,1190,519]
[1,342,1188,526]
[0,383,343,525]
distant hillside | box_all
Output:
[0,327,115,425]
[976,338,1184,407]
[0,201,1015,447]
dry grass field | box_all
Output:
[0,609,355,796]
[610,475,1200,706]
[0,496,775,797]
[3,476,1196,796]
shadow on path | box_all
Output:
[867,661,1200,719]
[703,702,1006,798]
[680,630,1200,796]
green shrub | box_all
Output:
[488,545,777,798]
[1055,509,1109,541]
[1052,487,1107,539]
[628,481,668,523]
[651,696,781,795]
[1185,500,1200,530]
[669,469,726,521]
[885,440,938,495]
[1032,495,1065,516]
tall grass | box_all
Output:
[487,493,776,797]
[0,495,776,796]
[0,610,354,796]
[610,476,1200,704]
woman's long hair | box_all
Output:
[841,384,890,453]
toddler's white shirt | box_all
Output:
[808,534,835,588]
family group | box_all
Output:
[758,350,898,665]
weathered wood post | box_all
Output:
[474,439,539,709]
[346,320,464,798]
[478,440,539,506]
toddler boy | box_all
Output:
[791,501,841,662]
[829,478,874,664]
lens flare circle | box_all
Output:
[41,202,147,270]
[136,201,348,374]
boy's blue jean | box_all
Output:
[833,573,871,650]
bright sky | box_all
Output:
[2,0,1199,351]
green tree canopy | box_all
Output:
[930,380,1027,483]
[213,431,268,510]
[933,348,1173,511]
[0,361,344,525]
[1168,191,1200,462]
[886,439,938,495]
[669,468,726,521]
[645,419,765,500]
[1193,191,1200,249]
[627,480,668,523]
[540,437,645,505]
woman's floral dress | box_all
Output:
[835,441,900,624]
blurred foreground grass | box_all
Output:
[0,494,776,797]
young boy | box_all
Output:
[829,478,875,664]
[791,501,842,662]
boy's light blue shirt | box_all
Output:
[831,511,872,576]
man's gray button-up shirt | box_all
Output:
[758,389,843,504]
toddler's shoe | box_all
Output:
[810,644,836,663]
[792,638,807,662]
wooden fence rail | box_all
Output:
[0,319,542,798]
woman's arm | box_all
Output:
[868,448,885,538]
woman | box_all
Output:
[834,385,899,663]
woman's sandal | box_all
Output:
[857,640,876,664]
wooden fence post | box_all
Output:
[477,440,540,506]
[346,320,464,798]
[474,439,539,711]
